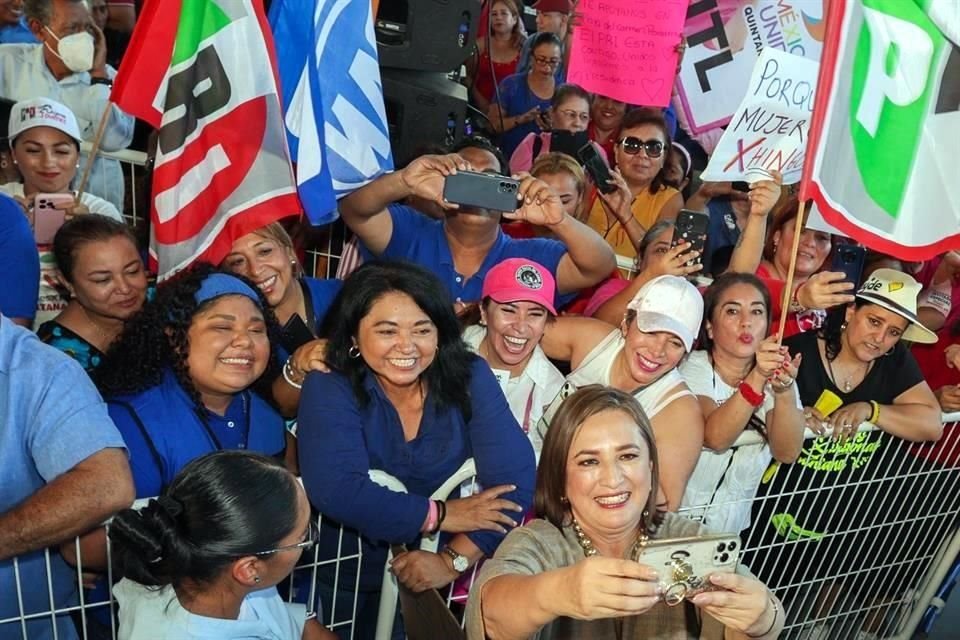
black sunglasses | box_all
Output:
[618,136,664,158]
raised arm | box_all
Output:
[540,315,618,368]
[339,154,469,255]
[0,448,133,561]
[502,176,616,293]
[650,392,703,511]
[724,171,782,275]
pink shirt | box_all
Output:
[509,132,608,174]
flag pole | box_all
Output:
[776,198,807,344]
[75,102,114,203]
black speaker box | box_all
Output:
[376,0,481,72]
[381,68,469,166]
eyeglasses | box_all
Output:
[253,521,319,556]
[557,109,589,124]
[533,55,561,66]
[618,136,664,158]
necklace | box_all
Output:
[826,357,870,393]
[81,305,117,345]
[571,517,648,560]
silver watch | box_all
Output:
[441,546,469,573]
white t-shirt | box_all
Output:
[678,350,801,534]
[462,324,565,458]
[0,182,123,220]
[113,580,306,640]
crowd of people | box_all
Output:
[1,1,959,639]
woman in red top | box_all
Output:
[757,196,856,338]
[469,0,525,113]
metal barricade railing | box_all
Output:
[78,142,149,230]
[5,416,960,640]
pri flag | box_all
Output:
[269,0,394,226]
[800,0,960,260]
[111,0,300,279]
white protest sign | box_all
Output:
[676,0,826,134]
[700,48,818,185]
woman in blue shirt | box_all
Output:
[298,261,536,639]
[488,32,561,160]
[94,264,287,497]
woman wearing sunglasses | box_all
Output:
[109,450,335,639]
[585,108,683,260]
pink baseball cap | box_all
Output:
[482,258,558,315]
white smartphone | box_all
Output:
[638,533,742,606]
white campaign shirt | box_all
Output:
[678,350,801,534]
[114,580,306,640]
[0,44,135,210]
[463,324,565,458]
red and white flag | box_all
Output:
[800,0,960,260]
[111,0,300,278]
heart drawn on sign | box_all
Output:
[641,78,664,100]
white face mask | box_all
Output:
[44,26,94,73]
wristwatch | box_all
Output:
[441,546,469,574]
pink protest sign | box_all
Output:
[566,0,686,107]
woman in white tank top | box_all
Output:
[536,275,706,510]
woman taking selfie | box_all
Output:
[679,273,805,534]
[465,385,783,640]
[537,274,706,511]
[38,215,148,372]
[462,258,566,455]
[297,261,535,638]
[110,450,334,639]
[2,97,120,220]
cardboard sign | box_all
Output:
[676,0,826,134]
[700,48,818,185]
[567,0,686,107]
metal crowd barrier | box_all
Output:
[78,143,149,230]
[4,413,958,640]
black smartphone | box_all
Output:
[443,171,520,212]
[577,142,616,194]
[280,313,316,355]
[731,181,751,193]
[550,130,589,160]
[831,244,866,288]
[671,210,710,267]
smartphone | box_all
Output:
[577,142,616,194]
[33,193,73,244]
[671,209,709,268]
[831,244,866,289]
[280,313,316,355]
[442,171,519,213]
[731,181,751,193]
[639,534,741,606]
[550,129,589,160]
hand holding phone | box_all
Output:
[639,534,741,606]
[577,143,616,194]
[671,210,709,269]
[442,171,520,212]
[830,244,866,289]
[33,193,75,244]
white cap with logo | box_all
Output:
[7,97,82,147]
[626,275,704,352]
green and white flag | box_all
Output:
[801,0,959,260]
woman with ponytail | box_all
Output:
[109,450,334,639]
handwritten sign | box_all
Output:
[675,0,826,135]
[700,48,818,185]
[566,0,686,107]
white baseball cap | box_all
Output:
[8,97,82,147]
[625,275,704,352]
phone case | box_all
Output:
[577,143,616,194]
[831,245,866,288]
[442,171,519,212]
[671,210,710,267]
[639,534,741,606]
[33,208,66,245]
